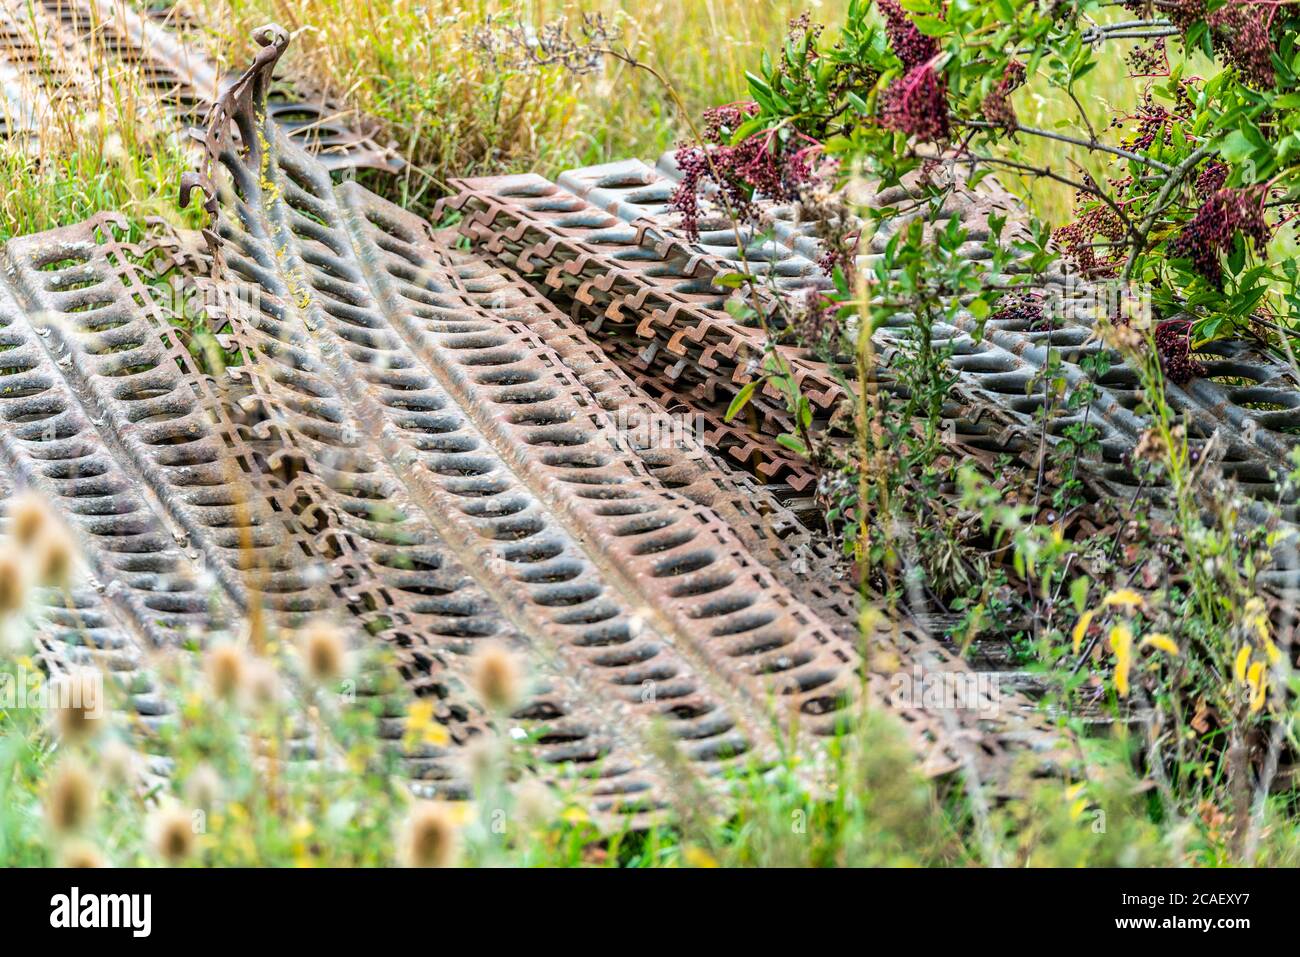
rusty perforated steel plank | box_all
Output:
[0,214,464,791]
[0,0,401,173]
[441,154,1300,552]
[171,30,1073,800]
[438,174,837,490]
[560,153,1300,509]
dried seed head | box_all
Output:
[515,778,558,828]
[471,642,523,712]
[205,643,247,701]
[185,763,222,811]
[150,804,197,864]
[1133,428,1169,464]
[51,669,104,743]
[60,840,107,868]
[0,550,27,616]
[46,758,96,834]
[34,523,76,588]
[100,737,136,789]
[244,656,283,711]
[9,491,52,551]
[399,801,460,868]
[299,620,347,683]
[463,734,503,787]
[1104,320,1145,354]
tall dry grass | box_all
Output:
[182,0,844,211]
[0,2,197,238]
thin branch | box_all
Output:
[1122,142,1216,280]
[916,150,1136,234]
[960,118,1172,173]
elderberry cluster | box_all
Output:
[1126,38,1168,78]
[1167,186,1271,287]
[1055,188,1126,278]
[1127,0,1276,88]
[880,64,950,142]
[671,116,818,242]
[990,291,1051,331]
[1154,319,1206,384]
[879,0,938,71]
[1118,100,1173,152]
[876,0,950,143]
[981,60,1026,134]
[1193,161,1229,200]
[1207,2,1274,88]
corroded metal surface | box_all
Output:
[0,25,1081,813]
[0,213,423,787]
[439,171,839,491]
[445,154,1300,539]
[162,30,1067,803]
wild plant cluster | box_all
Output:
[669,0,1300,860]
[11,0,1300,867]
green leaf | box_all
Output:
[1218,129,1255,167]
[712,271,751,289]
[776,433,808,457]
[911,15,946,36]
[725,380,758,422]
[724,298,754,321]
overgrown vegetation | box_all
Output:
[7,0,1300,867]
[658,0,1300,862]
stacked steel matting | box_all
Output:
[440,154,1300,552]
[2,0,1298,818]
[0,0,400,173]
[0,22,1079,818]
[189,33,1074,807]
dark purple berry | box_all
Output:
[1167,186,1270,287]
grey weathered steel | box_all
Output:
[440,153,1300,552]
[172,29,1068,803]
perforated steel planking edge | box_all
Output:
[175,28,1069,803]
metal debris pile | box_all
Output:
[4,8,1298,816]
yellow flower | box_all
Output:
[1244,597,1270,642]
[1103,589,1145,612]
[1065,782,1089,821]
[1234,643,1252,684]
[683,846,719,868]
[1110,624,1133,698]
[1247,661,1267,714]
[403,700,450,749]
[1071,610,1095,655]
[561,806,590,826]
[1139,633,1180,657]
[1263,639,1282,666]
